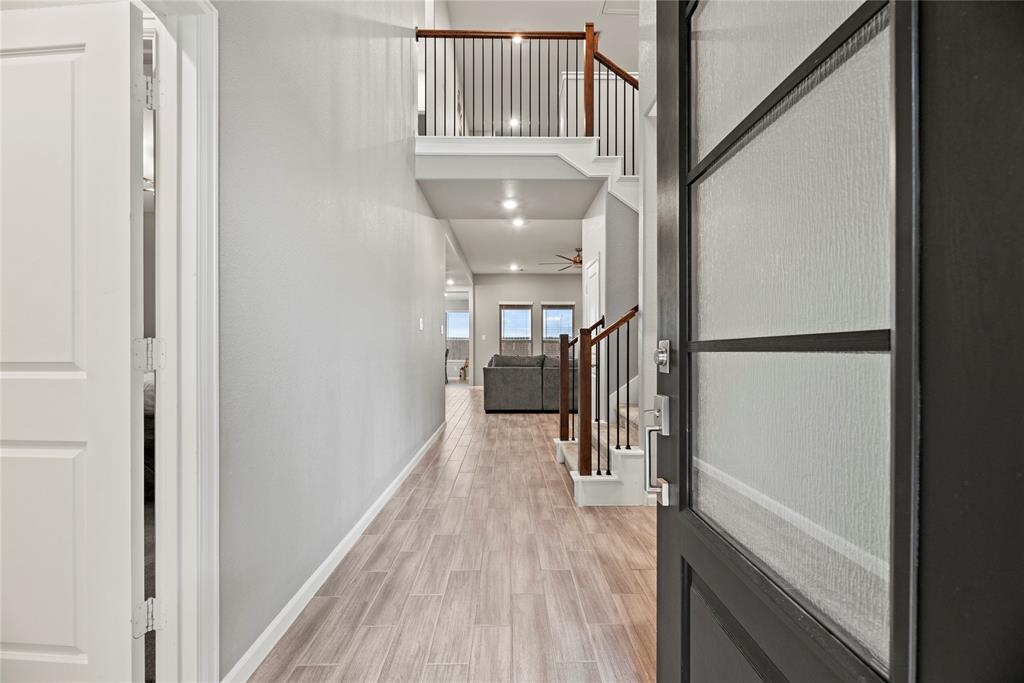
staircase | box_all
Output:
[555,405,649,506]
[553,305,651,506]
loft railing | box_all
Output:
[559,306,638,477]
[416,23,639,174]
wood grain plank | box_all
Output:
[567,550,622,625]
[554,661,603,683]
[420,663,470,682]
[300,571,387,663]
[469,626,512,683]
[317,535,381,596]
[378,594,443,682]
[332,626,394,682]
[249,597,336,682]
[412,534,457,595]
[475,549,512,626]
[590,623,648,683]
[426,570,478,664]
[542,570,595,662]
[510,534,543,595]
[361,519,415,571]
[362,551,424,626]
[285,665,337,683]
[511,593,553,683]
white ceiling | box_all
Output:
[446,1,639,72]
[419,178,603,219]
[449,219,582,274]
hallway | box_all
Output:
[250,385,656,682]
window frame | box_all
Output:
[445,310,470,341]
[499,303,534,355]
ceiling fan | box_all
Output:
[539,248,583,272]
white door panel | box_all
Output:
[1,3,143,681]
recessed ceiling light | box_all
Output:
[510,263,521,271]
[446,278,454,285]
[444,292,448,297]
[512,35,523,44]
[509,118,520,128]
[512,217,525,228]
[502,198,518,210]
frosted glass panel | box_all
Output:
[691,0,863,159]
[693,13,891,341]
[693,352,891,669]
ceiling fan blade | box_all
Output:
[556,254,575,262]
[559,265,573,271]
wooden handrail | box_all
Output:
[416,28,587,40]
[567,316,605,347]
[595,51,638,89]
[591,305,639,346]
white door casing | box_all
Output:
[1,3,143,681]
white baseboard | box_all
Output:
[221,421,446,683]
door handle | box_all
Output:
[644,394,671,506]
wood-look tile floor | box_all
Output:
[250,385,657,683]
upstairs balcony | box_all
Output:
[417,23,639,176]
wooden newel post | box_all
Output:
[559,334,570,441]
[578,327,593,476]
[584,22,596,138]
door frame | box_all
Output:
[140,2,220,681]
[657,1,919,680]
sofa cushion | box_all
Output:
[490,354,546,367]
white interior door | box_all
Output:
[584,256,601,327]
[1,3,144,681]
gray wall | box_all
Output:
[217,1,445,674]
[473,274,583,385]
[606,193,640,382]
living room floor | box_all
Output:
[249,384,656,683]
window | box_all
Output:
[542,305,574,356]
[500,304,533,355]
[446,310,469,360]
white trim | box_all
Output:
[221,422,446,683]
[540,301,577,306]
[193,9,220,683]
[137,2,219,681]
[692,458,889,580]
[498,300,534,306]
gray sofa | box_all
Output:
[483,354,577,413]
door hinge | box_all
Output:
[145,75,157,111]
[133,337,165,371]
[132,597,161,638]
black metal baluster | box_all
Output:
[493,38,497,135]
[616,327,621,449]
[421,37,425,135]
[571,342,576,440]
[461,38,465,135]
[443,38,447,135]
[625,318,631,449]
[574,40,578,136]
[557,40,562,135]
[596,337,601,475]
[529,39,533,136]
[606,338,611,472]
[500,38,504,136]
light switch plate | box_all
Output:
[418,317,423,331]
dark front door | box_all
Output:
[656,2,1024,682]
[656,1,915,681]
